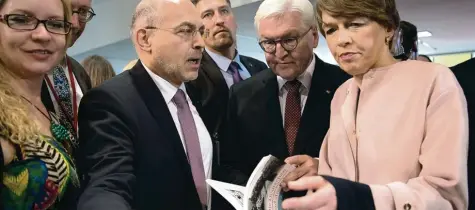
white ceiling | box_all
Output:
[71,0,475,70]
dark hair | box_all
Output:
[191,0,231,6]
[316,0,400,40]
[399,21,418,58]
[418,54,432,62]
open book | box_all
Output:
[207,155,296,210]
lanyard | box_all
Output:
[45,58,78,135]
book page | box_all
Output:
[264,164,295,210]
[244,155,294,210]
[206,179,246,210]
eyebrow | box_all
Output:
[201,5,229,15]
[321,21,336,28]
[8,9,63,20]
[218,5,230,10]
[176,22,195,28]
[261,29,300,40]
[175,21,204,31]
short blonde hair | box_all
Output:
[254,0,315,31]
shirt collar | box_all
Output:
[205,48,241,72]
[142,61,188,104]
[277,54,316,93]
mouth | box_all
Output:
[339,52,358,60]
[187,58,201,65]
[214,30,229,36]
[25,49,53,54]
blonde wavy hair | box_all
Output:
[0,0,72,145]
[82,55,116,87]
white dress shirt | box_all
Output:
[206,48,252,88]
[143,63,213,208]
[277,55,316,124]
[46,56,84,131]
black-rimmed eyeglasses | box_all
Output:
[0,14,72,35]
[145,26,204,41]
[258,28,312,54]
[72,7,96,23]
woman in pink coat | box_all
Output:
[281,0,469,209]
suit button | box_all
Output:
[403,203,411,210]
[212,132,219,140]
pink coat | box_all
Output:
[318,60,469,209]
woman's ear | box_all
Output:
[386,27,396,42]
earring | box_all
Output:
[385,37,390,45]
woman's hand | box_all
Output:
[282,176,337,210]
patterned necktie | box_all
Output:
[228,61,243,85]
[284,80,302,155]
[172,89,207,206]
[52,66,74,132]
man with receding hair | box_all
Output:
[77,0,213,209]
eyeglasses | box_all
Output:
[72,7,96,23]
[259,28,312,54]
[145,26,204,41]
[0,14,72,35]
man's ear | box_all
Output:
[136,29,153,53]
[311,26,319,48]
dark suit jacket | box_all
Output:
[77,61,206,210]
[42,56,92,113]
[451,58,474,209]
[221,55,350,183]
[186,51,267,143]
[186,51,267,210]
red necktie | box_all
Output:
[284,80,301,155]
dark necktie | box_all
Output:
[284,80,302,155]
[228,61,243,85]
[172,89,207,206]
[52,66,74,132]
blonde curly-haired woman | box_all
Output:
[0,0,80,208]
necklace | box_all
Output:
[20,95,71,143]
[20,95,52,121]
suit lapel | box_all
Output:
[129,61,191,175]
[240,56,259,76]
[41,80,55,113]
[67,56,89,93]
[262,75,288,159]
[202,51,228,91]
[293,56,335,155]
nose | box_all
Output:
[31,23,52,41]
[193,31,205,50]
[336,30,352,47]
[71,12,80,29]
[274,42,288,59]
[213,12,225,25]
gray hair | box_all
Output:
[131,0,159,31]
[254,0,316,31]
